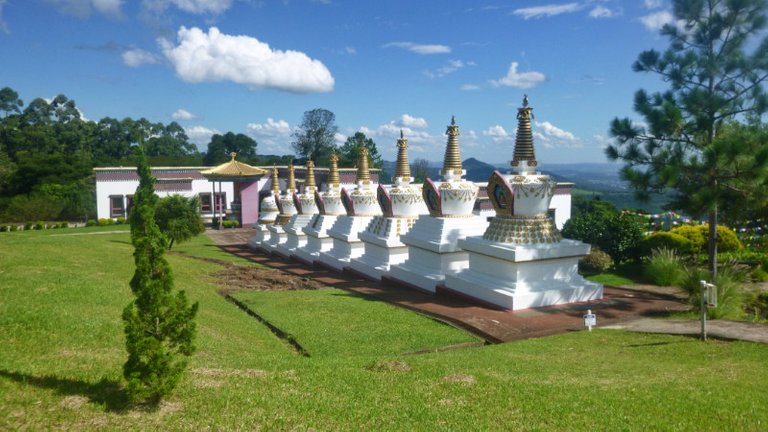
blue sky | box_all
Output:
[0,0,678,164]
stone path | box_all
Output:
[206,228,767,344]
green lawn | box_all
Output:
[1,228,767,430]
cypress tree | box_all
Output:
[122,146,198,405]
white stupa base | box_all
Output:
[316,215,373,272]
[293,215,339,264]
[443,237,603,310]
[276,214,315,257]
[387,215,489,292]
[263,224,287,252]
[247,224,272,251]
[348,216,416,280]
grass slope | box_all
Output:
[1,228,767,430]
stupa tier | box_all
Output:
[262,163,298,252]
[388,117,489,292]
[316,147,382,271]
[294,153,347,264]
[248,165,281,251]
[276,161,320,257]
[349,131,429,280]
[444,96,602,310]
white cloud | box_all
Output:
[142,0,232,14]
[383,41,451,55]
[461,84,480,91]
[512,2,581,19]
[344,46,357,55]
[159,26,335,93]
[483,125,513,142]
[46,0,123,18]
[644,0,663,9]
[639,10,674,31]
[589,5,617,19]
[424,59,473,79]
[185,125,220,149]
[246,118,293,154]
[334,132,347,146]
[0,0,8,33]
[122,48,159,67]
[171,109,197,121]
[534,121,582,148]
[490,62,546,89]
[398,114,428,129]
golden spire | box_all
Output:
[230,152,237,161]
[394,130,411,179]
[442,115,462,176]
[512,94,537,168]
[356,147,371,183]
[327,152,340,187]
[287,163,296,192]
[305,160,317,190]
[270,165,280,193]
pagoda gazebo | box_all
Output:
[200,152,268,228]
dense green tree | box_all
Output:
[606,0,768,276]
[291,108,338,166]
[562,210,645,263]
[155,195,205,249]
[0,87,23,118]
[338,132,383,168]
[122,147,198,405]
[204,132,257,165]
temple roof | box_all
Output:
[511,95,537,169]
[200,152,268,179]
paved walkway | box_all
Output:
[207,228,767,344]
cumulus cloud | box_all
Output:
[159,26,335,93]
[398,114,428,129]
[383,41,451,55]
[185,125,220,149]
[246,118,293,154]
[46,0,123,18]
[589,5,618,19]
[644,0,663,9]
[171,109,197,121]
[483,125,513,142]
[639,10,674,31]
[512,2,581,19]
[334,132,347,146]
[424,59,474,79]
[534,121,582,148]
[122,48,159,67]
[490,62,546,89]
[142,0,232,14]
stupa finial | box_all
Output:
[230,152,237,161]
[270,164,280,193]
[441,115,462,176]
[305,160,316,190]
[512,94,537,169]
[287,162,296,192]
[356,147,371,183]
[328,152,340,187]
[394,130,411,179]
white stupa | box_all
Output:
[248,165,281,251]
[294,153,346,265]
[349,131,428,280]
[316,147,382,271]
[262,163,297,252]
[388,117,489,292]
[276,161,319,257]
[444,96,603,310]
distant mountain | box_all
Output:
[463,157,497,182]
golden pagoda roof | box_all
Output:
[356,147,371,183]
[441,115,463,176]
[394,130,411,179]
[511,95,537,168]
[200,152,268,178]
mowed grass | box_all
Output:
[0,228,767,430]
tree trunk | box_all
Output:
[707,208,717,279]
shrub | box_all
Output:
[639,232,694,258]
[0,225,7,232]
[35,221,45,230]
[682,262,746,320]
[58,222,68,229]
[644,247,686,286]
[563,211,644,263]
[9,225,18,232]
[579,248,614,273]
[750,267,768,282]
[670,225,707,252]
[85,219,97,227]
[116,217,127,225]
[744,291,768,322]
[222,220,241,229]
[154,195,205,249]
[98,218,114,226]
[24,223,32,231]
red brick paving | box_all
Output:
[213,229,688,343]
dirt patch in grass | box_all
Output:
[191,367,268,379]
[367,360,412,373]
[442,374,476,385]
[173,253,326,293]
[60,395,88,410]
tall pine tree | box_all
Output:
[607,0,768,276]
[122,146,198,405]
